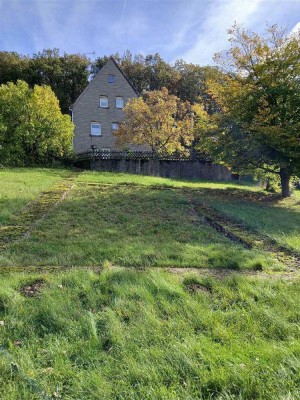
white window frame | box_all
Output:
[90,122,101,136]
[116,96,124,109]
[100,96,108,108]
[112,122,119,131]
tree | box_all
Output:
[0,80,73,166]
[173,60,220,112]
[201,24,300,197]
[95,51,180,94]
[0,52,30,84]
[28,49,90,113]
[114,88,195,153]
[0,49,90,114]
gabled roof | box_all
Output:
[109,57,139,96]
[70,57,139,110]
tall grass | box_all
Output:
[0,268,299,399]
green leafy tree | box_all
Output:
[0,52,30,84]
[0,49,90,114]
[201,24,300,197]
[95,51,180,94]
[28,49,90,113]
[173,60,220,112]
[114,88,196,153]
[0,80,73,166]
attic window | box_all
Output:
[108,74,115,83]
[100,96,108,108]
[91,123,101,136]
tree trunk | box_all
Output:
[265,177,271,192]
[279,168,291,198]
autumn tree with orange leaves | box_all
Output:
[114,88,196,154]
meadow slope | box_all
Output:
[0,169,299,399]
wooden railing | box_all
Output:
[76,150,211,162]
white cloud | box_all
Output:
[290,21,300,35]
[178,0,264,65]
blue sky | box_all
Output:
[0,0,299,65]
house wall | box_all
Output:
[72,59,147,153]
[83,159,233,181]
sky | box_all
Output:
[0,0,300,65]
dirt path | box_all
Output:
[0,172,80,248]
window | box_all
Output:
[102,147,111,152]
[91,123,101,136]
[112,122,119,130]
[116,96,124,109]
[108,74,115,83]
[100,96,108,108]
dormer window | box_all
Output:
[116,97,124,109]
[100,96,108,108]
[108,74,115,83]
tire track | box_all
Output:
[182,190,300,270]
[0,172,80,248]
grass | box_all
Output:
[0,168,299,399]
[0,168,71,225]
[0,268,299,400]
[0,183,280,270]
[78,170,261,191]
[201,189,300,253]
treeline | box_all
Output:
[0,49,90,114]
[0,49,218,114]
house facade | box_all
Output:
[71,58,144,154]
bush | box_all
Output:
[0,80,73,166]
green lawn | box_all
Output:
[0,268,299,400]
[0,168,70,225]
[78,170,260,191]
[201,190,300,253]
[0,168,299,399]
[0,182,280,270]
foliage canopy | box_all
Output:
[199,24,300,197]
[0,49,90,114]
[114,88,197,153]
[0,80,74,166]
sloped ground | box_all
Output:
[0,172,80,250]
[0,182,284,271]
[0,170,299,274]
[0,169,299,399]
[0,168,71,225]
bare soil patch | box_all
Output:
[20,278,46,297]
